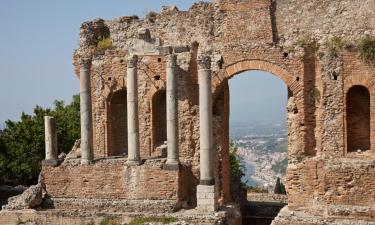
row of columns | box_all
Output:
[44,55,214,179]
[75,54,214,182]
[44,54,216,210]
[77,54,181,168]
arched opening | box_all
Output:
[108,89,127,156]
[228,71,289,224]
[213,60,302,223]
[229,71,288,190]
[346,85,370,153]
[152,90,167,150]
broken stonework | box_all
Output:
[2,0,375,224]
[2,183,43,210]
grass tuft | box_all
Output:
[128,216,177,225]
[247,186,269,194]
[99,218,121,225]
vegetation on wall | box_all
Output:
[326,36,343,57]
[98,37,114,50]
[359,35,375,66]
[0,95,80,186]
[295,36,320,51]
[128,216,177,225]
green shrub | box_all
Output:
[295,36,320,51]
[0,95,80,186]
[326,36,343,57]
[128,216,177,225]
[309,87,321,104]
[15,218,26,225]
[359,35,375,66]
[229,142,246,188]
[247,186,268,194]
[98,37,113,50]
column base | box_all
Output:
[125,160,142,166]
[163,160,180,171]
[200,179,215,185]
[196,185,218,212]
[80,159,92,165]
[42,159,59,167]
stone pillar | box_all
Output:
[164,54,179,170]
[197,55,217,212]
[80,58,94,165]
[44,116,58,165]
[126,54,141,165]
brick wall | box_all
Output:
[42,159,180,201]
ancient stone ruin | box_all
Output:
[1,0,375,224]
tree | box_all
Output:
[229,141,247,204]
[0,95,80,186]
[229,141,246,185]
[274,177,286,195]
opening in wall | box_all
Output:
[108,89,128,156]
[152,90,167,150]
[346,85,370,153]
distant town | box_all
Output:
[230,121,287,191]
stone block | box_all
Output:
[196,185,218,212]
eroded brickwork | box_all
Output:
[2,0,375,224]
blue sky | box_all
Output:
[0,0,287,126]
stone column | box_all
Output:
[80,58,94,165]
[197,55,217,212]
[126,54,141,165]
[44,116,58,165]
[164,54,179,170]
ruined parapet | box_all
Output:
[2,176,44,210]
[3,0,375,224]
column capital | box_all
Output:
[79,57,92,69]
[166,54,177,68]
[197,55,211,70]
[126,54,138,68]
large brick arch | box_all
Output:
[222,59,301,95]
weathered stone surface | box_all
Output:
[2,183,43,210]
[3,0,375,224]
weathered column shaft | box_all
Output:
[198,56,214,185]
[80,58,93,164]
[165,54,179,168]
[126,55,141,164]
[197,55,217,212]
[44,116,58,161]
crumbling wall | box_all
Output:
[68,0,375,220]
